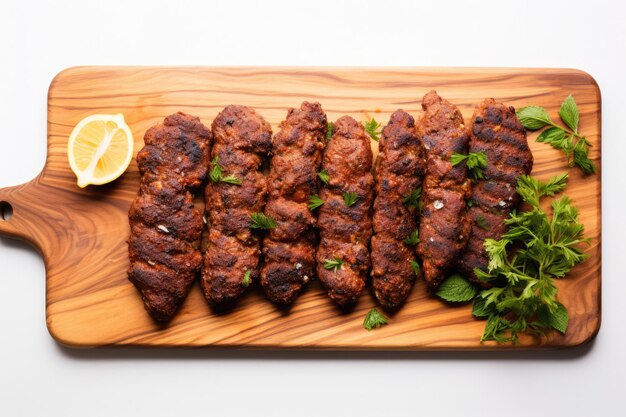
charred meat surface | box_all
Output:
[416,91,472,290]
[371,110,427,310]
[128,112,211,322]
[317,116,374,306]
[261,102,327,304]
[202,105,272,306]
[458,99,533,284]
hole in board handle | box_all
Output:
[0,201,13,221]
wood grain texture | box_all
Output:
[0,67,601,349]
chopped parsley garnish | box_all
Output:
[323,257,344,272]
[209,156,242,185]
[364,118,382,141]
[342,191,358,207]
[250,212,276,229]
[363,308,388,331]
[308,195,325,211]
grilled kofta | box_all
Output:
[202,105,272,306]
[416,91,472,290]
[261,102,327,304]
[371,110,427,310]
[128,112,211,322]
[457,99,533,284]
[316,116,374,306]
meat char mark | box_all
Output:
[316,116,374,306]
[202,105,272,306]
[128,112,211,322]
[261,102,327,304]
[416,91,472,290]
[458,99,533,284]
[371,110,427,310]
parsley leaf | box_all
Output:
[436,274,477,303]
[242,270,251,287]
[342,191,359,207]
[209,156,242,185]
[517,95,596,175]
[402,187,422,209]
[450,151,487,179]
[537,127,568,148]
[410,260,420,276]
[516,106,553,130]
[323,257,344,272]
[221,175,242,185]
[326,122,334,142]
[318,169,330,185]
[471,296,493,318]
[364,118,382,141]
[572,137,596,175]
[250,213,276,229]
[559,95,579,133]
[403,229,420,246]
[308,195,325,211]
[363,308,388,331]
[516,173,568,207]
[476,216,490,230]
[549,302,569,333]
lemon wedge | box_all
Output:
[67,113,134,188]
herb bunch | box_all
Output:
[471,173,590,343]
[517,95,596,175]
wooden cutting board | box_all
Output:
[0,67,601,349]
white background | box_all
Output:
[0,1,624,416]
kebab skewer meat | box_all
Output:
[371,110,427,309]
[261,102,327,304]
[457,99,533,284]
[316,116,374,306]
[416,91,472,290]
[202,105,272,306]
[128,112,211,322]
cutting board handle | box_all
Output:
[0,176,49,252]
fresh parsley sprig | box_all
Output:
[323,257,344,272]
[209,156,242,185]
[402,187,422,210]
[410,260,420,277]
[516,173,568,207]
[472,173,590,344]
[475,216,490,230]
[308,195,325,211]
[363,308,388,331]
[318,169,330,185]
[517,95,596,175]
[242,270,251,287]
[342,192,359,207]
[364,118,382,141]
[250,213,276,230]
[326,122,334,143]
[403,229,420,246]
[450,151,487,179]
